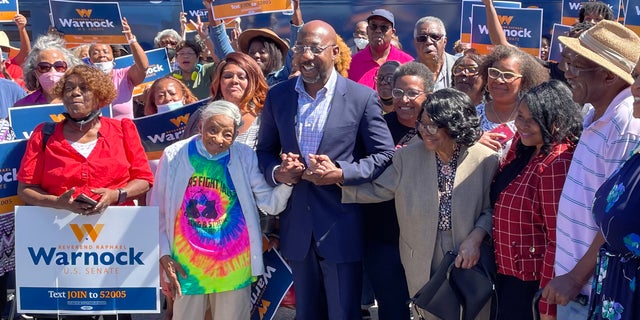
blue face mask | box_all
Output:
[1,52,8,61]
[156,101,184,113]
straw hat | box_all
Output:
[558,20,640,85]
[0,31,18,51]
[237,29,289,65]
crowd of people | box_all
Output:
[1,0,640,319]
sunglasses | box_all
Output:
[37,61,68,73]
[452,65,479,76]
[368,23,391,33]
[415,33,445,43]
[375,74,394,85]
[487,67,522,83]
[161,39,178,46]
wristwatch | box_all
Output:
[117,188,128,204]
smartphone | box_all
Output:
[490,123,515,145]
[74,193,98,207]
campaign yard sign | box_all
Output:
[471,5,543,56]
[8,104,112,140]
[548,24,571,62]
[49,0,127,44]
[562,0,621,25]
[0,0,18,22]
[625,0,640,35]
[131,99,208,160]
[15,206,160,314]
[250,247,293,320]
[183,0,209,32]
[0,140,26,215]
[211,0,293,20]
[114,48,172,96]
[460,0,521,44]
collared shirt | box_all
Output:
[433,52,457,91]
[294,68,338,163]
[555,87,640,296]
[493,142,574,317]
[348,44,414,89]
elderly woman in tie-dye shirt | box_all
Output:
[149,100,292,319]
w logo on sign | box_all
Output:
[69,224,104,242]
[75,9,92,18]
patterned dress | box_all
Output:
[589,149,640,320]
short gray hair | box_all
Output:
[414,16,447,38]
[22,34,83,91]
[154,29,182,48]
[199,100,243,134]
[393,61,435,93]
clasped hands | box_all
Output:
[274,153,344,186]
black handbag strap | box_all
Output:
[446,255,499,320]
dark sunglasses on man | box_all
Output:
[415,33,445,43]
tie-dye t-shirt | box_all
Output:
[172,140,251,294]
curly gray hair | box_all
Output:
[21,34,83,91]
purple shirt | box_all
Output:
[13,89,47,107]
[110,66,135,119]
[348,45,414,89]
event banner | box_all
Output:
[471,5,543,56]
[625,0,640,35]
[0,0,18,22]
[8,104,112,140]
[211,0,293,20]
[0,140,27,215]
[460,1,521,43]
[548,23,571,62]
[183,0,209,32]
[15,206,160,314]
[562,0,621,25]
[131,99,208,160]
[114,48,172,96]
[49,0,127,44]
[250,247,293,320]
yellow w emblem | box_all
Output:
[75,9,92,18]
[69,224,104,242]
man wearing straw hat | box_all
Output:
[542,20,640,319]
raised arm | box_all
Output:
[123,17,149,86]
[203,0,235,58]
[482,0,510,46]
[12,13,31,65]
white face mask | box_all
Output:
[93,61,114,74]
[156,101,184,113]
[354,38,369,50]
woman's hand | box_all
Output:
[478,132,506,152]
[160,255,187,298]
[455,228,486,269]
[88,188,119,214]
[57,188,91,214]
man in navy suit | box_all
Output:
[257,20,395,319]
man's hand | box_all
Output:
[274,152,305,185]
[303,154,344,185]
[542,273,583,306]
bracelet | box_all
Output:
[127,37,137,45]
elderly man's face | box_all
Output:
[201,114,235,155]
[414,21,447,69]
[354,21,368,40]
[559,46,604,105]
[367,17,394,50]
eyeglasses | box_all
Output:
[292,44,335,56]
[559,60,601,77]
[392,88,425,100]
[160,39,178,47]
[416,120,440,135]
[375,74,394,85]
[177,51,196,57]
[368,23,391,33]
[37,61,68,73]
[487,67,522,83]
[415,33,445,43]
[452,65,479,76]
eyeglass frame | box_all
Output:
[452,65,479,77]
[36,61,68,73]
[415,33,445,43]
[368,23,391,33]
[375,74,394,85]
[558,59,601,77]
[415,120,440,135]
[292,44,336,56]
[487,67,523,83]
[392,88,426,100]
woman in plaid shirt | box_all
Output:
[490,80,583,320]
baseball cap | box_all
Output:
[367,9,394,27]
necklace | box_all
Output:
[489,102,516,124]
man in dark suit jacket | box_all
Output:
[256,20,395,319]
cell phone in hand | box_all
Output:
[490,123,515,145]
[74,193,98,207]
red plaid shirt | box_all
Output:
[493,141,574,316]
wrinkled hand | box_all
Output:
[274,152,305,185]
[478,132,506,152]
[303,154,344,186]
[160,255,187,298]
[455,234,482,269]
[542,273,582,306]
[13,14,26,29]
